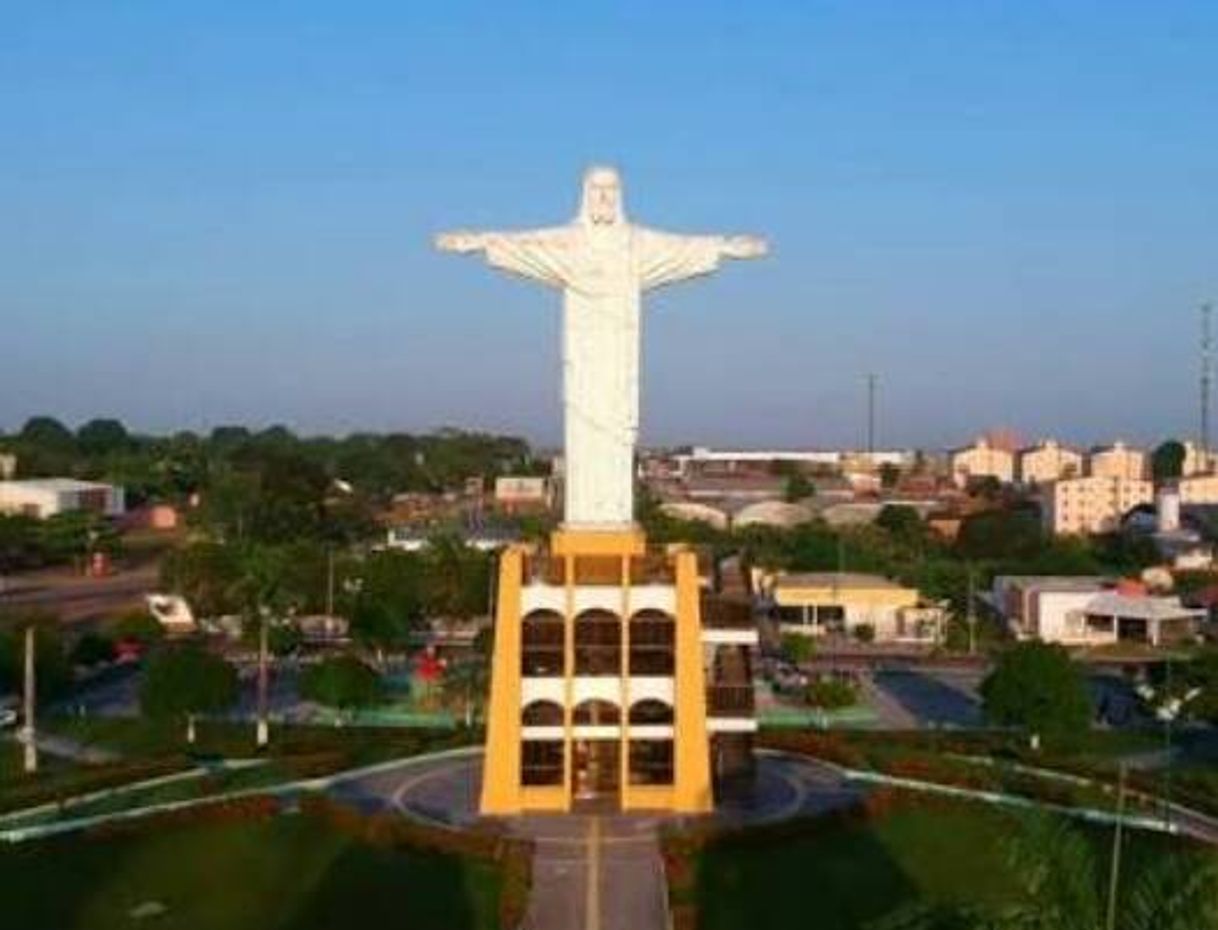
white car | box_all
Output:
[0,708,18,729]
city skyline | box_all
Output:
[3,3,1216,447]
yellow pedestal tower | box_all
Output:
[479,527,755,815]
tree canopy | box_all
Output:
[138,645,238,721]
[1151,439,1187,483]
[980,641,1090,747]
[300,654,382,710]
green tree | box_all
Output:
[784,471,815,502]
[780,632,816,664]
[0,514,42,573]
[423,534,491,620]
[1184,647,1218,724]
[300,654,382,712]
[0,613,71,700]
[873,814,1218,930]
[879,462,901,489]
[138,644,238,743]
[980,641,1090,749]
[159,542,244,617]
[19,416,74,450]
[876,504,924,543]
[1151,439,1187,483]
[350,549,427,654]
[110,609,165,647]
[70,631,115,667]
[956,507,1043,560]
[76,418,131,457]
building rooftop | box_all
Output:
[0,478,116,492]
[775,572,905,591]
[1083,591,1205,622]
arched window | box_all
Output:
[629,610,674,675]
[574,610,621,675]
[572,699,621,726]
[522,610,564,676]
[628,699,674,725]
[521,700,564,727]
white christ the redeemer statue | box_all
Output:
[436,166,767,530]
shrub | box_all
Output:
[300,654,383,710]
[779,632,815,664]
[71,631,116,667]
[805,676,858,709]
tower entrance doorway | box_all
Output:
[573,739,620,806]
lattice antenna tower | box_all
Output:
[1203,303,1214,464]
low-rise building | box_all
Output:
[950,438,1014,488]
[1041,475,1153,535]
[493,476,552,512]
[0,453,15,480]
[1177,473,1218,504]
[766,572,945,645]
[1087,442,1146,481]
[1017,440,1083,485]
[1180,442,1216,477]
[991,575,1203,647]
[0,478,125,519]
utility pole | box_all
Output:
[1106,763,1127,930]
[966,565,977,656]
[22,624,37,774]
[256,610,269,748]
[326,547,336,619]
[866,373,877,456]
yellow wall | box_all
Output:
[479,546,525,814]
[671,549,713,813]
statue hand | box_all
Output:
[723,235,768,260]
[435,231,486,253]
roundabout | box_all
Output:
[329,748,863,930]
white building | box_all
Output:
[1040,475,1153,535]
[494,476,552,508]
[0,479,125,519]
[1017,440,1083,485]
[767,572,946,645]
[673,447,912,477]
[950,438,1014,488]
[1087,442,1146,481]
[1177,474,1218,505]
[991,576,1203,647]
[1180,442,1216,477]
[0,454,15,480]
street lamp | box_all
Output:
[1136,671,1203,826]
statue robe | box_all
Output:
[476,224,732,528]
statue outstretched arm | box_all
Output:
[435,227,573,288]
[638,229,768,291]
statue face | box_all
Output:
[581,167,623,226]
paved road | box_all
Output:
[334,749,860,930]
[0,566,157,623]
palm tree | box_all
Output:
[868,813,1218,930]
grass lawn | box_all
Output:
[46,715,473,763]
[690,802,1197,930]
[0,813,503,930]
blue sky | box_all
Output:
[2,2,1216,450]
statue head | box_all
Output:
[579,165,625,226]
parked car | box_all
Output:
[0,707,18,729]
